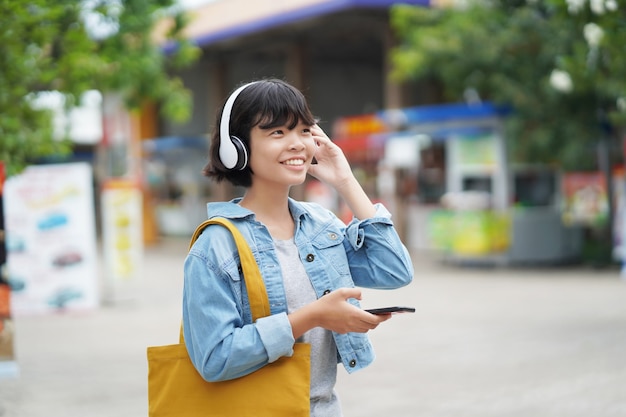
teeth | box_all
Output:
[284,159,304,166]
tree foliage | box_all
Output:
[390,0,626,170]
[0,0,200,177]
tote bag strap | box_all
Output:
[189,218,271,321]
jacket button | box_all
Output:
[329,233,338,240]
[349,359,356,368]
[322,289,331,296]
[306,254,315,262]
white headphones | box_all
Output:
[219,82,258,170]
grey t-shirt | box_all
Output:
[274,238,342,417]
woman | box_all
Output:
[182,78,413,416]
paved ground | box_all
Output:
[1,237,626,417]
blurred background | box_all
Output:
[1,0,625,416]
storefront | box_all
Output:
[333,102,583,265]
[142,136,212,236]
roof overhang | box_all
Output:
[162,0,429,52]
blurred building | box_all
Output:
[139,0,436,236]
[158,0,433,139]
[129,0,585,266]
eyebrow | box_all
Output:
[258,116,305,130]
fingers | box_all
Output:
[334,287,362,301]
[311,124,332,145]
[347,312,389,334]
[360,311,390,327]
[311,123,326,136]
[317,288,394,334]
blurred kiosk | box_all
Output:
[334,102,581,265]
[99,93,144,301]
[141,136,209,237]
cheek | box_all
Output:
[247,143,268,171]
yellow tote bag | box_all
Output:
[147,218,311,417]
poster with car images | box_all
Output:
[3,163,99,315]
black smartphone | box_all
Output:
[365,306,415,315]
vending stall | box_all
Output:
[333,102,582,265]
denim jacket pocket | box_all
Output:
[310,228,344,249]
[310,228,353,286]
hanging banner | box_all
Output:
[428,209,511,255]
[101,178,143,302]
[451,132,498,169]
[561,172,609,227]
[3,163,99,316]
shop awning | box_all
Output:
[142,136,208,154]
[162,0,429,52]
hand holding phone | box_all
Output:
[365,306,415,315]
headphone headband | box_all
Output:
[219,82,258,170]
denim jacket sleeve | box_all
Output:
[343,203,414,289]
[182,227,296,382]
[297,201,413,373]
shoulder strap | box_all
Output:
[189,218,271,321]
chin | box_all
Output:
[287,174,307,186]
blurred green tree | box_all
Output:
[390,0,626,171]
[390,0,625,263]
[0,0,200,177]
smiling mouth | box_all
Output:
[282,159,305,166]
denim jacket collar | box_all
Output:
[206,197,311,223]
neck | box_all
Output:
[240,185,289,214]
[240,186,294,240]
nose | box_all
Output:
[287,131,307,150]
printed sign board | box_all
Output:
[3,163,99,315]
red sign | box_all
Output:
[332,114,387,138]
[332,114,388,163]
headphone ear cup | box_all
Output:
[219,81,257,171]
[229,135,248,170]
[218,135,239,170]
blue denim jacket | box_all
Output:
[182,198,413,382]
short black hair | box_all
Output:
[203,78,317,187]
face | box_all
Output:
[247,119,317,189]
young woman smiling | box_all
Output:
[182,78,414,416]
